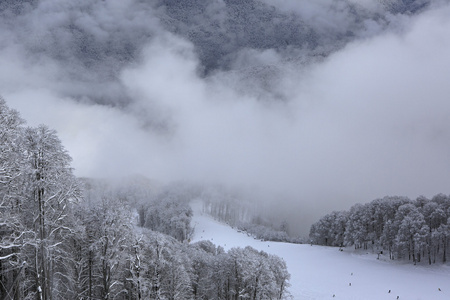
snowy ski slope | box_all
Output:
[190,201,450,300]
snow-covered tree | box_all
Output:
[21,125,82,299]
[142,185,195,242]
[311,195,450,265]
[0,98,291,299]
[0,97,27,299]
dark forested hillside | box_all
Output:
[157,0,433,74]
[0,0,433,108]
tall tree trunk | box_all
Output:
[36,249,43,300]
[443,236,447,263]
[0,259,5,299]
[38,186,49,300]
[102,236,110,300]
[278,281,285,300]
[89,250,93,300]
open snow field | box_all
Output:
[190,201,450,300]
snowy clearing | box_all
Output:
[191,201,450,300]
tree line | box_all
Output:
[309,195,450,264]
[0,98,290,299]
[136,184,197,243]
[201,187,301,243]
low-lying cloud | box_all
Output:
[2,0,450,234]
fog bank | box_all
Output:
[2,0,450,235]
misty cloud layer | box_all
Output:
[1,0,450,234]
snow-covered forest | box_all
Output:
[191,202,450,300]
[310,195,450,265]
[2,0,450,298]
[0,99,290,299]
[200,187,302,243]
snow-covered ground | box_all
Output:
[190,201,450,300]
